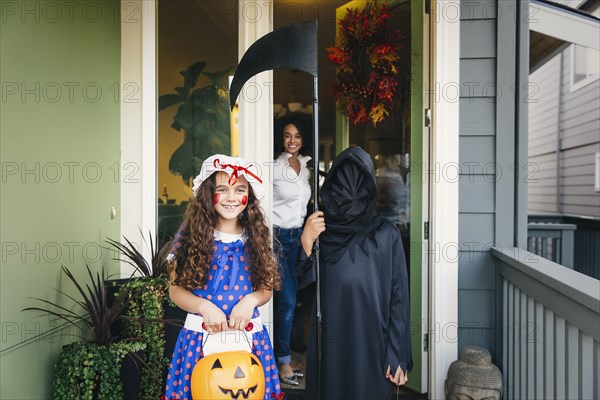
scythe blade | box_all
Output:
[228,20,317,110]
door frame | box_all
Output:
[122,1,461,396]
[428,0,460,398]
[120,0,157,275]
[236,0,274,326]
[331,0,432,392]
[413,0,430,393]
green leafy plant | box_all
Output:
[23,265,146,400]
[106,232,172,400]
[159,61,232,184]
[53,340,145,400]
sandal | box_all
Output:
[293,369,304,378]
[279,375,299,386]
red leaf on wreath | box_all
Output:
[327,47,347,65]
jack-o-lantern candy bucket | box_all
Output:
[191,350,265,400]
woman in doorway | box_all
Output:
[272,115,312,385]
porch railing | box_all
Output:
[492,247,599,400]
[527,222,576,268]
[529,214,600,279]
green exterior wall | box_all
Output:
[0,1,121,398]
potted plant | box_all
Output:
[23,265,145,400]
[106,232,184,400]
[159,60,232,185]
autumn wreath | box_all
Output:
[327,3,405,126]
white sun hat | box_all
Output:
[191,154,265,200]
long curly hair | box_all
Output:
[169,172,280,291]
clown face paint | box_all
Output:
[213,171,249,231]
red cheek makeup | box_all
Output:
[213,193,220,204]
[241,195,248,206]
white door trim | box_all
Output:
[140,0,157,247]
[237,0,274,328]
[428,0,460,398]
[120,0,157,276]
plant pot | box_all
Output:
[108,276,173,400]
[120,350,144,400]
[106,277,141,339]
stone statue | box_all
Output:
[445,346,503,400]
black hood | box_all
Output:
[321,146,377,228]
[320,147,381,262]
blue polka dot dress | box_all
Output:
[164,233,282,400]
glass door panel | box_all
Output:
[157,0,239,248]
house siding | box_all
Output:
[529,152,559,213]
[528,46,600,217]
[457,2,498,360]
[0,1,121,398]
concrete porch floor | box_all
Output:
[280,289,428,399]
[280,350,427,400]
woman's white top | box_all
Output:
[272,152,311,229]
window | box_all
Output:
[595,152,600,193]
[570,6,600,91]
[570,44,600,91]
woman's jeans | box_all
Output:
[273,226,302,365]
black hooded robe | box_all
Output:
[298,147,412,400]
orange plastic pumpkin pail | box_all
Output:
[191,350,265,400]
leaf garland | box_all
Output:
[327,3,405,126]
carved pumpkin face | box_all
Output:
[191,351,265,400]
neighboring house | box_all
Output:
[1,1,598,400]
[528,0,600,278]
[529,29,600,218]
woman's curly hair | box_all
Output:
[169,172,280,291]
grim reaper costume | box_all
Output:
[298,146,412,400]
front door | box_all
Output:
[332,0,431,393]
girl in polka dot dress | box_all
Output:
[164,155,283,400]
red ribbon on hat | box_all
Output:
[213,159,263,185]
